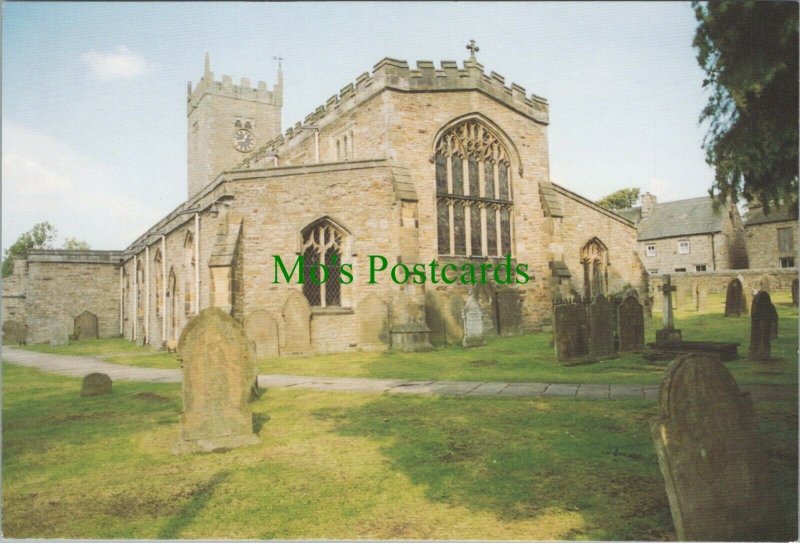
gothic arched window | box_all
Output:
[435,120,513,257]
[581,237,608,301]
[301,220,345,307]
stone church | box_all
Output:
[3,47,647,354]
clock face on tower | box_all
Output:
[233,129,255,152]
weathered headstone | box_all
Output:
[2,320,27,345]
[281,292,311,355]
[617,296,644,352]
[244,310,280,358]
[553,303,588,362]
[696,285,708,312]
[357,294,389,350]
[690,282,698,310]
[588,295,615,358]
[174,307,259,454]
[724,278,744,317]
[74,310,99,340]
[81,373,112,396]
[651,353,776,541]
[749,291,777,361]
[495,289,522,336]
[50,321,69,346]
[792,278,798,306]
[461,292,486,347]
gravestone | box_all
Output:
[495,289,522,336]
[724,278,744,317]
[651,353,775,541]
[81,373,112,396]
[461,292,486,347]
[357,294,389,350]
[244,310,280,358]
[749,291,777,361]
[74,311,99,340]
[696,285,708,312]
[656,275,681,344]
[553,303,588,362]
[2,320,27,345]
[617,296,644,352]
[690,282,698,310]
[281,292,311,355]
[792,278,798,306]
[174,307,259,454]
[50,321,69,346]
[588,295,615,358]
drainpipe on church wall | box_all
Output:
[194,213,200,314]
[132,254,138,342]
[161,235,167,341]
[119,266,123,335]
[145,246,150,344]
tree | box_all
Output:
[597,187,640,210]
[693,1,798,211]
[2,222,57,276]
[62,238,91,251]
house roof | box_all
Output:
[744,202,798,226]
[615,207,642,223]
[632,196,726,241]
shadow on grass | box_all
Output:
[320,395,674,540]
[157,471,231,539]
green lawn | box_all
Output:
[2,363,796,540]
[16,292,798,385]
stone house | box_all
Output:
[743,202,798,270]
[3,50,647,351]
[618,193,748,275]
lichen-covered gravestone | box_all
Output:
[749,291,778,361]
[81,373,112,396]
[50,321,69,346]
[74,310,99,340]
[724,278,744,317]
[281,292,311,355]
[461,292,486,347]
[588,295,614,358]
[244,309,280,358]
[617,296,644,352]
[553,303,588,362]
[495,289,521,336]
[174,307,259,454]
[651,353,776,541]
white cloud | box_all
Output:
[2,121,161,251]
[80,46,148,81]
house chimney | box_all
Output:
[641,192,657,218]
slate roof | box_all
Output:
[744,202,798,226]
[618,196,726,241]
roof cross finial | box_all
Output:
[466,39,479,61]
[273,55,284,68]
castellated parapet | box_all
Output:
[237,57,548,171]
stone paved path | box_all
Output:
[3,347,796,402]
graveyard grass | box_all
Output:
[20,292,798,385]
[2,362,797,540]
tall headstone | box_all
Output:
[357,294,389,350]
[617,296,644,352]
[81,373,112,396]
[792,278,798,306]
[588,295,615,358]
[656,275,681,344]
[50,321,69,346]
[696,285,708,312]
[281,292,311,355]
[74,311,99,340]
[244,310,280,358]
[651,353,776,541]
[174,307,259,454]
[690,282,698,310]
[749,291,777,361]
[461,292,486,347]
[495,289,522,336]
[553,303,588,362]
[724,278,743,317]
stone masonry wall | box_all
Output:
[1,259,28,326]
[746,220,799,269]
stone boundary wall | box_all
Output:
[649,268,797,299]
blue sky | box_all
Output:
[3,2,716,252]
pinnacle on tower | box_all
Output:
[204,52,212,80]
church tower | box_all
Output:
[186,53,283,198]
